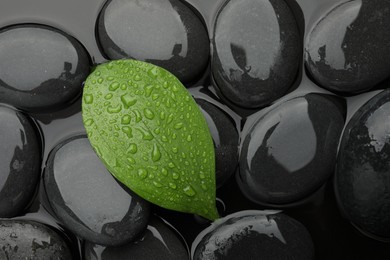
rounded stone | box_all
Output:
[97,0,210,83]
[196,99,239,187]
[0,220,72,259]
[192,210,315,260]
[336,89,390,240]
[305,0,390,93]
[239,94,345,205]
[212,0,301,108]
[0,24,90,112]
[84,216,189,260]
[0,105,41,218]
[44,135,151,246]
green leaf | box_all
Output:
[82,59,219,220]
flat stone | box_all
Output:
[212,0,301,108]
[97,0,210,83]
[44,136,151,246]
[196,99,239,187]
[84,216,189,260]
[305,0,390,93]
[239,94,345,205]
[0,24,90,112]
[0,220,72,259]
[0,105,41,218]
[192,210,314,259]
[336,89,390,240]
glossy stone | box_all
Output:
[197,99,239,188]
[336,89,390,240]
[239,94,345,205]
[44,136,151,246]
[0,24,90,111]
[212,0,301,108]
[97,0,209,83]
[0,220,72,259]
[84,216,189,260]
[305,0,390,93]
[192,210,314,260]
[0,106,41,218]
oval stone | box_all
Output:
[336,89,390,240]
[0,220,72,259]
[0,24,90,111]
[196,99,239,187]
[192,210,315,260]
[305,0,390,93]
[239,94,345,205]
[212,0,301,108]
[44,136,151,246]
[84,217,189,260]
[0,105,41,218]
[97,0,210,83]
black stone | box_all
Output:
[0,105,41,218]
[44,136,151,246]
[192,210,315,260]
[84,216,189,260]
[212,0,301,108]
[0,24,90,112]
[0,220,72,259]
[336,89,390,240]
[305,0,390,93]
[97,0,209,83]
[196,99,239,188]
[239,94,345,205]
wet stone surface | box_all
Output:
[192,210,315,260]
[196,99,239,188]
[84,216,189,260]
[336,89,390,240]
[0,24,90,112]
[212,0,301,108]
[0,220,73,259]
[305,0,390,93]
[44,136,151,246]
[0,105,41,218]
[97,0,210,83]
[239,94,346,205]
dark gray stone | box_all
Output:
[239,94,345,205]
[192,210,314,260]
[44,136,151,246]
[0,220,72,259]
[336,89,390,240]
[0,24,90,112]
[305,0,390,93]
[0,105,41,218]
[97,0,209,83]
[212,0,301,108]
[196,99,239,188]
[84,216,189,260]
